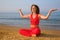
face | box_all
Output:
[31,6,37,13]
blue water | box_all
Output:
[0,12,60,30]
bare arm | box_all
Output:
[18,9,30,18]
[39,9,57,20]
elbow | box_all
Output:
[21,16,25,18]
[45,18,48,20]
[21,15,24,18]
[44,17,48,20]
[44,16,49,20]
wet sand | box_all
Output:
[0,24,60,40]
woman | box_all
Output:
[18,4,57,37]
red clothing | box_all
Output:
[19,27,41,37]
[30,14,39,25]
[19,14,41,37]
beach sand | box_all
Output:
[0,24,60,40]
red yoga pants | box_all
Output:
[19,27,41,37]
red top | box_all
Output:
[30,14,40,25]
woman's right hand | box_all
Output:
[19,9,22,12]
[18,9,23,15]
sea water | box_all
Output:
[0,12,60,30]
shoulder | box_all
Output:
[38,13,43,16]
[38,13,41,17]
[38,13,43,18]
[27,14,31,18]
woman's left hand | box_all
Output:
[49,9,58,12]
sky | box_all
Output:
[0,0,60,12]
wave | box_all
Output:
[0,18,60,21]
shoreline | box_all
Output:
[0,23,60,30]
[0,24,60,40]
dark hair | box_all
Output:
[31,4,40,14]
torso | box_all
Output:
[30,14,40,28]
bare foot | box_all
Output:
[32,34,36,37]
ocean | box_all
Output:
[0,12,60,30]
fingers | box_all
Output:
[50,8,58,12]
[53,9,58,11]
[19,9,21,11]
[18,9,22,12]
[54,9,58,11]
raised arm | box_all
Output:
[39,9,57,20]
[18,9,30,18]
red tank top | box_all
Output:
[30,14,39,25]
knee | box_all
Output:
[19,29,23,34]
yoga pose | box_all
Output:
[18,4,57,37]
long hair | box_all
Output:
[31,4,40,14]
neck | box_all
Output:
[32,12,36,15]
